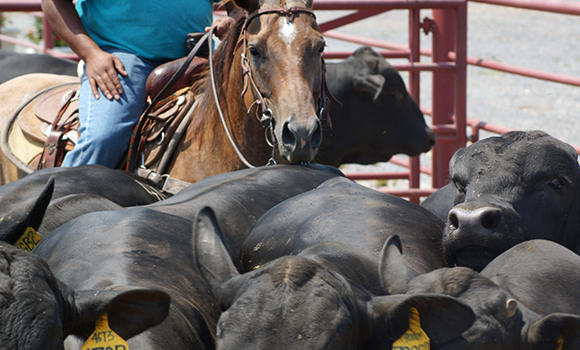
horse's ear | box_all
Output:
[231,0,259,13]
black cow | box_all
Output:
[0,165,165,245]
[0,49,78,84]
[0,241,170,350]
[427,130,580,271]
[420,182,456,223]
[242,176,446,295]
[193,207,474,349]
[32,207,220,349]
[382,236,580,349]
[317,46,436,166]
[19,165,342,349]
[145,163,343,262]
[481,239,580,318]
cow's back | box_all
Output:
[242,177,445,285]
[33,207,219,349]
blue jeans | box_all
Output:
[62,47,164,168]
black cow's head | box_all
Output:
[0,242,170,350]
[317,46,436,167]
[381,235,580,350]
[193,207,473,349]
[442,130,580,271]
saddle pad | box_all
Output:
[8,116,44,170]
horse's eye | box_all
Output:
[249,47,260,57]
[550,178,564,190]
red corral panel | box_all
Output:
[313,0,468,202]
[0,0,41,11]
[1,0,579,202]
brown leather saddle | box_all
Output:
[14,55,208,175]
[15,83,80,169]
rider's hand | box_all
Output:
[83,49,127,100]
[206,16,236,41]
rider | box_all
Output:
[42,0,240,168]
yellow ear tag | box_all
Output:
[82,313,129,350]
[392,307,430,350]
[14,227,41,252]
[556,337,564,350]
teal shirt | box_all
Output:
[76,0,216,61]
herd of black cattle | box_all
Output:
[0,38,576,350]
[1,129,579,349]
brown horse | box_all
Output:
[0,0,326,185]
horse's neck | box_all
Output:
[167,53,271,184]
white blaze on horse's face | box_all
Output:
[279,17,297,46]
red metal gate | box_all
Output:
[313,0,580,202]
[313,0,467,203]
[1,0,579,203]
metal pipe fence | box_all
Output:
[1,0,579,202]
[314,0,580,201]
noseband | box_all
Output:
[210,6,339,168]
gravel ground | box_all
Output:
[4,3,580,189]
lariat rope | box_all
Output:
[208,24,258,168]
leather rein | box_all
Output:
[210,6,340,168]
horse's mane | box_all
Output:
[188,14,248,138]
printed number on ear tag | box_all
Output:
[82,313,129,350]
[392,307,430,350]
[14,227,41,252]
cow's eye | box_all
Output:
[453,180,466,193]
[549,178,564,190]
[385,87,397,98]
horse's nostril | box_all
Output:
[281,121,296,147]
[311,119,322,149]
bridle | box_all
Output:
[210,6,340,168]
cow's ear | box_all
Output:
[351,74,385,103]
[527,313,580,349]
[192,206,240,297]
[379,235,415,294]
[73,288,170,341]
[369,294,474,347]
[26,176,55,232]
[0,176,54,244]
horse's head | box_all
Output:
[233,0,325,163]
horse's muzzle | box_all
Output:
[279,116,322,163]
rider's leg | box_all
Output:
[62,47,162,168]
